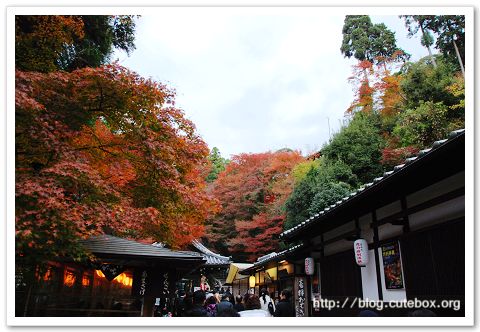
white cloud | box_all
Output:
[116,9,426,158]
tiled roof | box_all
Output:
[191,240,232,266]
[81,234,205,261]
[242,243,304,274]
[280,128,465,240]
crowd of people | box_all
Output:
[177,288,295,317]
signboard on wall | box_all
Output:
[381,241,404,289]
[294,277,307,317]
[132,269,173,297]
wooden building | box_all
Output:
[16,235,206,317]
[244,129,466,317]
[183,240,232,292]
[224,263,253,297]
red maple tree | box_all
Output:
[205,150,303,261]
[15,64,217,266]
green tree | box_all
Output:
[400,15,438,68]
[205,147,229,183]
[284,158,357,230]
[291,159,321,184]
[424,15,465,76]
[341,15,409,64]
[400,56,460,110]
[15,15,137,73]
[58,15,137,71]
[393,101,463,148]
[308,181,352,216]
[321,112,386,184]
[284,166,320,230]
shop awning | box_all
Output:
[225,263,253,284]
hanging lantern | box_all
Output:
[305,257,315,275]
[249,275,256,288]
[354,239,369,266]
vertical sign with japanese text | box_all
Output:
[295,276,308,317]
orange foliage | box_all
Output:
[206,150,304,261]
[15,64,217,262]
[15,16,85,72]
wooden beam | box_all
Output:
[374,187,464,227]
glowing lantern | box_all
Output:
[249,275,256,288]
[115,273,125,284]
[82,275,91,287]
[64,270,76,287]
[305,257,315,275]
[95,270,105,278]
[354,239,369,266]
[43,268,52,281]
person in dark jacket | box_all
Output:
[233,295,245,312]
[184,290,208,317]
[225,290,235,306]
[273,289,295,317]
[216,293,234,315]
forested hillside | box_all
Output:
[206,15,465,261]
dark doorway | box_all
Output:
[400,218,465,316]
[320,249,363,299]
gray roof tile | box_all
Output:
[279,128,465,239]
[191,240,231,266]
[81,235,204,261]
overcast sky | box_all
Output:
[114,8,429,159]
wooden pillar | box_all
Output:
[372,210,384,301]
[355,217,360,238]
[141,294,155,317]
[401,197,410,233]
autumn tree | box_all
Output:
[58,15,137,71]
[206,150,303,261]
[15,15,137,73]
[15,15,85,72]
[15,65,217,270]
[342,16,409,115]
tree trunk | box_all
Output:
[23,282,33,317]
[362,68,369,85]
[420,25,437,68]
[453,38,465,78]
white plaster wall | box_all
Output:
[360,249,379,301]
[323,239,352,256]
[406,171,464,207]
[323,220,355,242]
[409,196,465,231]
[376,200,401,220]
[378,223,404,242]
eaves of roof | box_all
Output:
[81,234,206,262]
[280,129,465,242]
[241,243,305,275]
